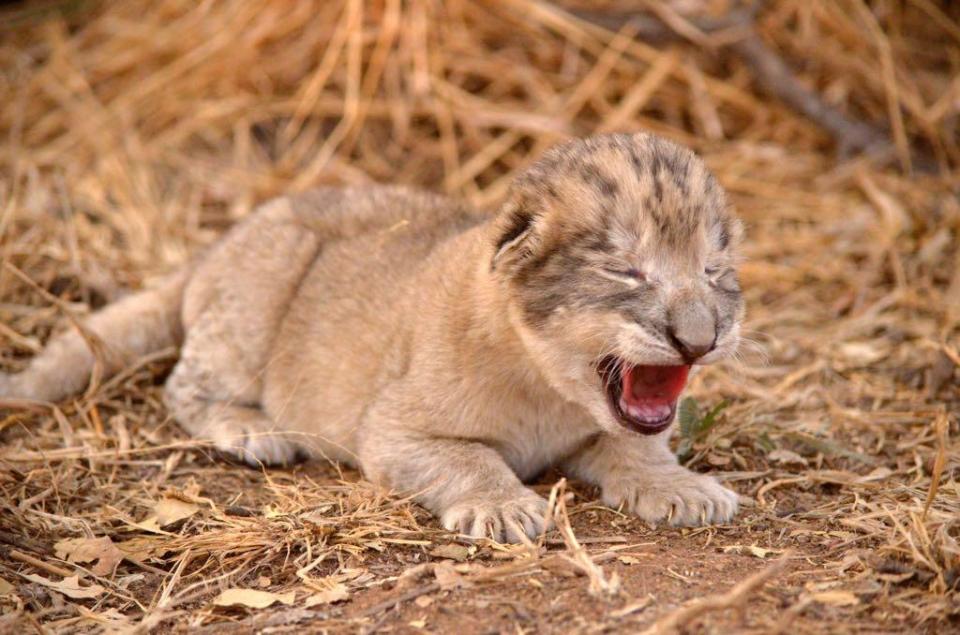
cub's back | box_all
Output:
[259,185,490,453]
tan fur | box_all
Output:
[1,133,744,541]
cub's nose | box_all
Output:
[667,328,715,361]
[667,299,716,362]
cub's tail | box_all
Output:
[0,270,188,403]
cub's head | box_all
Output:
[491,133,744,437]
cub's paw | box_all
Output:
[205,420,305,468]
[602,467,738,527]
[441,490,552,543]
[221,433,304,468]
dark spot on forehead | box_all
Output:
[703,172,720,198]
[671,167,689,196]
[649,152,662,177]
[646,141,694,194]
[644,193,668,232]
[579,163,619,197]
[661,148,686,175]
[647,153,665,202]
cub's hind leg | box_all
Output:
[164,201,320,466]
[164,331,303,466]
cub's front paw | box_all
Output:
[602,467,738,527]
[441,489,552,543]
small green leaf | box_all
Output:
[699,400,728,434]
[677,398,729,463]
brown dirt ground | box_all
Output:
[1,0,959,633]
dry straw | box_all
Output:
[0,0,958,632]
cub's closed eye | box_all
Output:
[604,267,646,281]
[705,266,721,276]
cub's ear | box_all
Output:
[491,199,541,272]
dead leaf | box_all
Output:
[723,545,779,559]
[429,543,471,562]
[24,574,105,599]
[857,172,911,237]
[541,555,579,577]
[115,536,166,561]
[432,561,465,590]
[395,563,435,590]
[177,481,205,502]
[706,454,731,467]
[137,497,200,533]
[0,577,14,595]
[768,449,808,466]
[811,590,860,606]
[76,606,131,628]
[116,573,145,589]
[213,588,295,609]
[414,595,434,608]
[409,619,427,629]
[304,583,350,606]
[55,536,124,576]
[154,498,200,525]
[618,555,642,565]
[856,467,893,483]
[837,341,888,367]
[748,545,778,559]
[610,596,652,618]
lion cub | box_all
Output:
[1,133,744,541]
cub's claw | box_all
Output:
[441,490,552,543]
[603,466,738,526]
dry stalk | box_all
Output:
[571,1,935,169]
[641,555,791,634]
[548,478,620,596]
[923,409,949,517]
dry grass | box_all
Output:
[0,0,958,632]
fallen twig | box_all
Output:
[8,549,73,578]
[641,555,791,634]
[355,582,440,619]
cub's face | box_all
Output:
[492,133,744,437]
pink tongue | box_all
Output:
[621,365,690,407]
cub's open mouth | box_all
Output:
[596,357,690,434]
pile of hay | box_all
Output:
[1,0,957,632]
